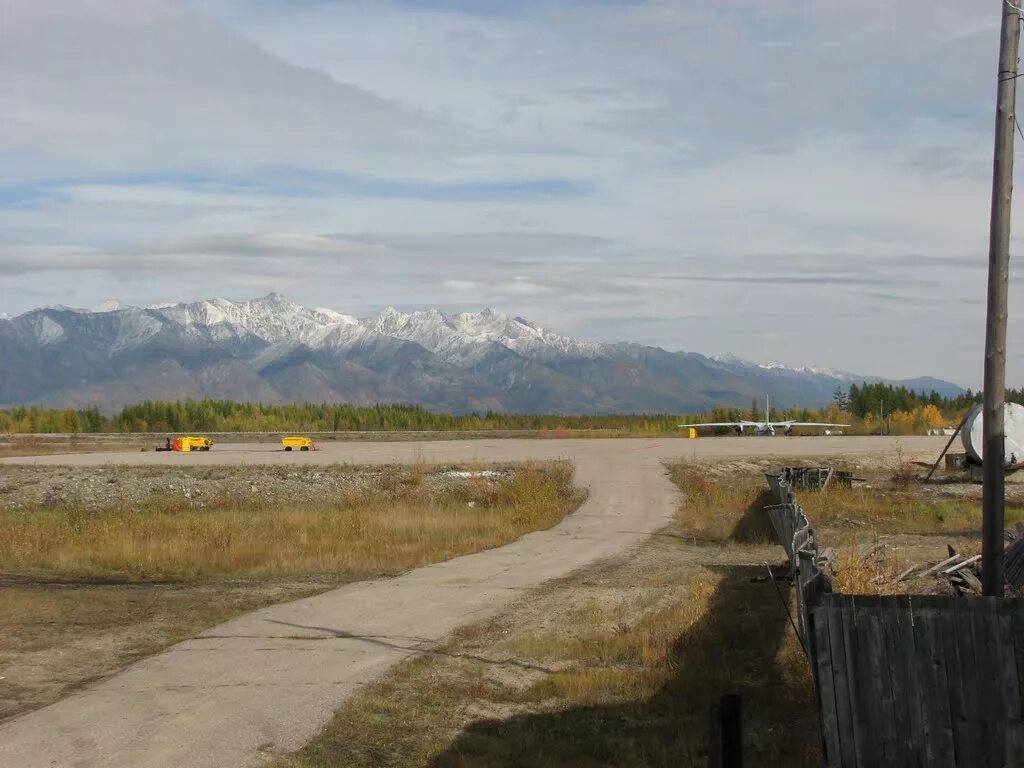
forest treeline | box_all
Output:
[0,401,686,434]
[842,382,1020,418]
[0,383,1012,436]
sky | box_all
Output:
[0,0,1020,386]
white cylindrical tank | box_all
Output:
[961,402,1024,468]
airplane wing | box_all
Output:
[772,421,850,428]
[677,421,757,429]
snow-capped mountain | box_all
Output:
[712,353,872,382]
[148,294,362,347]
[0,294,963,413]
[369,306,603,365]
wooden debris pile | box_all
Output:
[897,546,982,595]
[896,524,1024,595]
[780,466,853,491]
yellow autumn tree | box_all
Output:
[861,411,879,432]
[889,410,917,434]
[919,404,946,429]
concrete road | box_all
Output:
[0,436,944,768]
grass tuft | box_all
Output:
[829,547,908,596]
[667,464,767,541]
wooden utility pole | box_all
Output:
[982,0,1020,597]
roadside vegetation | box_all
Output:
[670,462,1024,542]
[669,457,1024,599]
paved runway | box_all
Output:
[0,436,944,768]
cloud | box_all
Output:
[0,0,1020,386]
[442,279,481,292]
[493,279,550,296]
[627,274,943,289]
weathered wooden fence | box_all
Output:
[764,471,826,641]
[809,593,1024,766]
[763,470,1024,767]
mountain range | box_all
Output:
[0,294,962,413]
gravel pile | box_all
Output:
[0,465,516,511]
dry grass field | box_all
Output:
[0,435,144,458]
[0,461,582,721]
[669,458,1024,596]
[0,462,579,580]
[670,461,1024,541]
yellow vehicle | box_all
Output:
[281,436,316,452]
[173,436,214,452]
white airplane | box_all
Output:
[678,396,849,436]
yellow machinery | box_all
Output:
[281,436,317,452]
[688,428,698,439]
[173,436,213,452]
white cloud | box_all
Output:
[442,279,482,292]
[494,279,550,297]
[0,0,1019,387]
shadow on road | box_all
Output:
[424,494,820,767]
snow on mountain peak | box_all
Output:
[92,300,130,313]
[363,306,604,364]
[758,360,856,379]
[313,307,358,325]
[12,296,605,364]
[707,353,863,382]
[711,352,751,366]
[36,315,66,344]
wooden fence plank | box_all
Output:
[982,599,1017,765]
[796,550,819,642]
[970,599,998,766]
[862,606,900,763]
[845,597,882,765]
[974,599,1002,767]
[1007,606,1024,754]
[765,504,797,561]
[809,604,842,767]
[974,602,1007,768]
[887,596,922,767]
[825,597,859,767]
[912,603,955,767]
[947,599,979,766]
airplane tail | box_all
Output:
[765,394,770,424]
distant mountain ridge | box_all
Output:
[0,294,963,413]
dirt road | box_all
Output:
[0,436,943,768]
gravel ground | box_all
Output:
[0,465,515,511]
